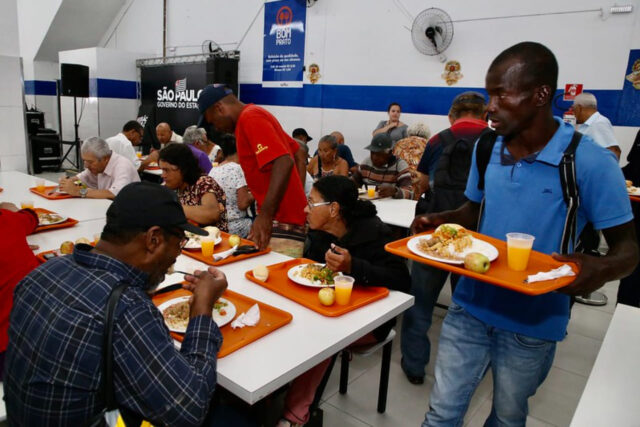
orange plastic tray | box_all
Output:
[29,186,74,200]
[385,231,579,296]
[245,258,390,317]
[181,231,270,266]
[630,195,640,203]
[34,208,78,233]
[152,288,292,358]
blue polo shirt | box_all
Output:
[454,118,632,341]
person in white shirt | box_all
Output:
[573,92,621,159]
[105,120,144,165]
[156,122,183,148]
[59,137,140,200]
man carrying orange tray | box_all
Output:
[417,42,638,427]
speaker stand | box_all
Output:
[59,96,82,170]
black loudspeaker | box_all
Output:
[206,57,239,95]
[60,63,89,97]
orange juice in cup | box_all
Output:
[506,233,535,271]
[367,187,376,198]
[201,237,215,258]
[334,275,355,305]
[20,200,34,209]
[35,178,46,193]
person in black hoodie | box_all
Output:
[277,175,410,427]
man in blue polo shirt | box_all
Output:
[416,42,638,427]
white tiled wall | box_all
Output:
[0,55,28,172]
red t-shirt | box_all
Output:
[0,209,39,352]
[235,104,307,226]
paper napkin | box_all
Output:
[527,264,575,283]
[231,303,260,329]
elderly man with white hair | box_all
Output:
[58,137,140,199]
[182,126,218,173]
[573,92,621,159]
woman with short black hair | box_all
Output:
[159,143,228,231]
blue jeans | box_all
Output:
[401,263,456,377]
[423,303,556,427]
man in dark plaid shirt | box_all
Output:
[4,182,233,426]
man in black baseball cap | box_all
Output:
[291,128,312,143]
[4,180,242,425]
[352,133,413,199]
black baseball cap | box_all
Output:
[364,133,393,152]
[106,182,207,235]
[196,84,234,127]
[292,128,312,141]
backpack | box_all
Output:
[416,127,493,215]
[475,130,598,255]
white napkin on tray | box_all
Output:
[231,303,260,329]
[527,264,575,283]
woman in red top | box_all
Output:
[0,203,39,378]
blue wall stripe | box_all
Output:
[239,84,636,127]
[23,80,638,127]
[24,80,57,96]
[24,78,138,99]
[95,78,138,99]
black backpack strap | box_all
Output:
[103,282,130,408]
[438,128,456,147]
[559,131,583,254]
[475,129,498,191]
[87,281,130,427]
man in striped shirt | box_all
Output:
[353,133,413,199]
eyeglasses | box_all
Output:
[307,199,331,209]
[163,227,188,248]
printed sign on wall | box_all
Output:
[263,0,307,87]
[563,84,583,101]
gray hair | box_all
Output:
[318,134,338,150]
[573,92,597,108]
[81,137,111,159]
[182,125,207,145]
[407,122,431,139]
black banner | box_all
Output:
[138,63,208,151]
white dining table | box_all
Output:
[570,303,640,427]
[371,198,417,229]
[17,204,414,406]
[0,171,112,222]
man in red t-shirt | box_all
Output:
[0,203,39,378]
[198,85,308,257]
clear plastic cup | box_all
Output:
[334,275,355,305]
[506,233,535,271]
[20,200,34,209]
[35,178,46,192]
[201,236,215,258]
[367,187,376,198]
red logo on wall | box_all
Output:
[276,6,293,25]
[563,84,584,101]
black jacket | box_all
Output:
[304,215,410,340]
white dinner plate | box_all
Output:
[407,234,499,265]
[183,235,222,250]
[287,263,342,288]
[158,296,236,332]
[37,213,68,226]
[627,187,640,196]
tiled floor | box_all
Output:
[316,280,618,427]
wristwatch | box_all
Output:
[79,187,88,198]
